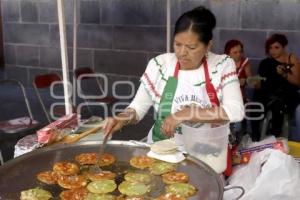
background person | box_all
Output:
[251,33,300,141]
[224,39,254,142]
[224,39,254,102]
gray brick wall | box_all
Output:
[1,0,300,89]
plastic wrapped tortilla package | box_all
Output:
[14,134,42,158]
[36,113,79,144]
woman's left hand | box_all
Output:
[161,107,190,137]
[160,114,183,137]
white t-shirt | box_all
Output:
[129,52,244,141]
[129,52,244,119]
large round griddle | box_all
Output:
[0,140,224,200]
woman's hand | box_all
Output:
[103,117,125,136]
[160,114,183,137]
[276,65,287,77]
[103,108,137,136]
[161,107,190,137]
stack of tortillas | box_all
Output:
[150,139,178,154]
[147,139,185,163]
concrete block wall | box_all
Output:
[1,0,300,93]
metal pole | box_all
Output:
[72,0,77,107]
[57,0,72,115]
[166,0,171,53]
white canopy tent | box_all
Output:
[56,0,172,115]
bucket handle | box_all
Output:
[224,185,245,200]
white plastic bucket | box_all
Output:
[181,123,230,173]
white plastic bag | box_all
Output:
[224,149,300,200]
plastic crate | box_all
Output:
[288,141,300,158]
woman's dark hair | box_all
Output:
[224,39,244,55]
[174,6,216,45]
[265,33,288,54]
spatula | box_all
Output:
[89,132,110,173]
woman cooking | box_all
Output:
[104,6,244,151]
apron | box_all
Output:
[152,58,219,142]
[151,58,232,175]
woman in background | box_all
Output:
[225,39,253,140]
[251,33,300,141]
[225,39,253,102]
